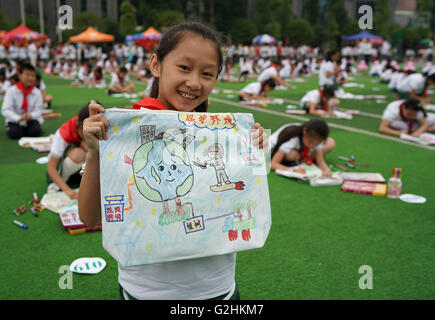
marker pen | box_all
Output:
[13,220,28,230]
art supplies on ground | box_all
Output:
[59,209,87,229]
[342,172,385,183]
[18,135,53,153]
[275,163,343,186]
[341,180,387,197]
[400,133,435,146]
[342,83,365,88]
[43,112,62,119]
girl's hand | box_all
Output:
[322,167,332,177]
[82,103,109,154]
[251,123,267,150]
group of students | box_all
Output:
[371,59,435,137]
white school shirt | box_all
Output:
[319,61,335,87]
[49,129,72,159]
[39,46,50,60]
[269,124,323,154]
[241,82,262,95]
[300,89,321,107]
[381,99,424,123]
[0,44,6,59]
[28,43,38,59]
[78,66,90,81]
[8,45,18,59]
[110,72,129,87]
[18,47,27,59]
[105,59,118,71]
[397,73,426,94]
[389,72,405,91]
[118,253,236,300]
[1,85,43,125]
[257,66,277,82]
[279,64,291,78]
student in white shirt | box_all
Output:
[88,66,106,88]
[397,71,435,104]
[1,63,43,139]
[270,119,335,177]
[104,56,118,74]
[47,104,91,199]
[108,67,135,94]
[300,86,339,117]
[238,78,276,101]
[379,98,434,137]
[39,43,50,68]
[257,60,295,89]
[27,41,38,67]
[319,50,340,89]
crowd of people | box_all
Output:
[2,35,435,184]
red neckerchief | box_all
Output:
[59,116,81,144]
[94,70,102,80]
[399,103,414,134]
[300,145,314,166]
[132,97,198,112]
[119,74,124,87]
[318,89,327,111]
[133,97,168,110]
[16,81,34,113]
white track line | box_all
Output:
[209,97,435,151]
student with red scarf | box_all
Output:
[1,63,43,139]
[46,102,92,199]
[300,85,339,117]
[269,119,335,177]
[379,97,435,137]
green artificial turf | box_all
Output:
[0,72,434,300]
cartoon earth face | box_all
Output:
[133,138,194,202]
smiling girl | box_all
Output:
[78,22,266,300]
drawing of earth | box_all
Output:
[133,139,194,202]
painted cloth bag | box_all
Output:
[99,109,271,267]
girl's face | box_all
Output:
[302,129,324,149]
[402,108,418,120]
[150,34,219,111]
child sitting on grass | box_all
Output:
[269,119,335,177]
[108,67,135,95]
[46,103,92,199]
[1,63,43,139]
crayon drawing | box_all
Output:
[99,109,271,267]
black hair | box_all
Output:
[322,85,335,98]
[9,74,19,83]
[326,50,339,62]
[272,120,329,158]
[261,78,276,92]
[78,100,100,128]
[304,119,329,139]
[119,66,128,73]
[18,62,36,75]
[404,97,427,118]
[150,21,223,112]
